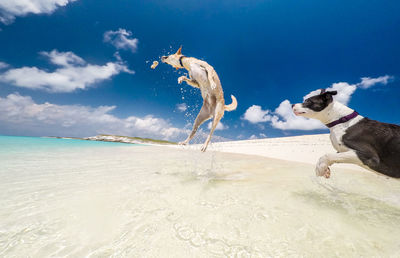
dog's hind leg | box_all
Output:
[356,148,399,178]
[179,104,211,146]
[201,103,224,152]
[343,139,400,177]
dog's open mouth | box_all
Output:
[294,111,306,116]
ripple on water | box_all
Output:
[1,144,400,257]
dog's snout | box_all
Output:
[161,56,168,63]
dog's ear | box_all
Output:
[326,91,337,96]
[321,90,337,103]
[176,46,182,55]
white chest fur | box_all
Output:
[329,115,364,152]
[189,63,208,83]
[189,63,212,98]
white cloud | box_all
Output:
[248,133,267,140]
[0,61,9,69]
[0,93,231,142]
[270,100,325,130]
[357,75,393,89]
[40,50,85,66]
[242,75,394,131]
[207,121,228,131]
[0,0,77,24]
[0,50,134,93]
[269,75,394,130]
[104,29,139,53]
[326,82,357,105]
[242,105,271,124]
[0,93,186,140]
[176,103,187,112]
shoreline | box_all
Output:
[45,134,177,146]
[171,134,368,172]
[47,133,368,173]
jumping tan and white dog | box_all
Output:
[161,47,237,152]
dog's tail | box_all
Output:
[225,95,237,111]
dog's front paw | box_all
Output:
[200,144,208,152]
[178,76,187,84]
[316,157,331,178]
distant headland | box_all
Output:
[47,134,177,145]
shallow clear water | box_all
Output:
[1,136,400,257]
[0,136,130,159]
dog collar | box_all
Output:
[326,111,359,128]
[179,55,186,68]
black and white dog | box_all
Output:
[292,89,400,178]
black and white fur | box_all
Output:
[292,90,400,178]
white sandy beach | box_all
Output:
[180,133,368,173]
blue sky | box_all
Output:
[0,0,399,141]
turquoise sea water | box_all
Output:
[0,135,130,154]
